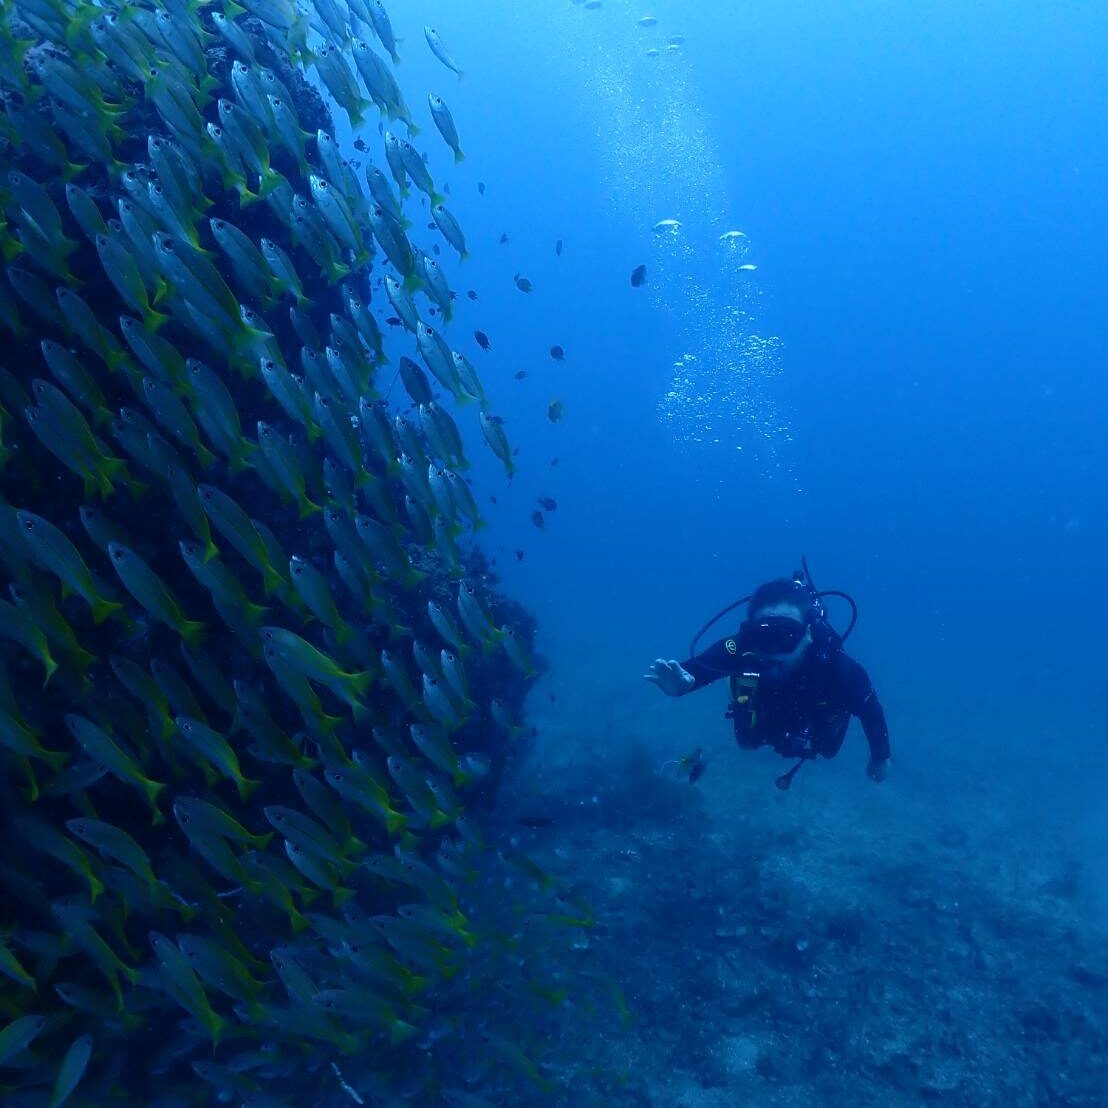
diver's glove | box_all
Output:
[643,658,695,696]
[867,756,889,783]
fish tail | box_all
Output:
[256,168,286,200]
[348,669,373,699]
[238,776,262,802]
[142,306,170,333]
[180,619,206,649]
[333,885,356,909]
[71,645,98,675]
[389,1019,418,1045]
[202,539,219,563]
[197,443,218,469]
[87,871,106,902]
[297,497,323,520]
[91,597,125,624]
[18,759,39,804]
[243,600,270,626]
[320,711,345,737]
[261,564,284,596]
[236,184,262,208]
[41,654,59,686]
[143,776,166,813]
[454,149,465,164]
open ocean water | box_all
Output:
[1,0,1107,1105]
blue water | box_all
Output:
[412,0,1107,738]
[4,0,1108,1103]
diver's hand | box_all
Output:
[867,756,889,783]
[643,659,694,696]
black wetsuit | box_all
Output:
[679,636,890,762]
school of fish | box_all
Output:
[0,0,605,1104]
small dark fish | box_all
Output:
[385,316,402,327]
[555,239,563,256]
[490,495,498,504]
[474,330,490,351]
[514,548,525,562]
[630,264,647,287]
[513,273,533,293]
[427,222,437,230]
[688,748,708,785]
[531,511,545,530]
[549,345,564,361]
[444,182,451,195]
[478,182,486,195]
[547,400,563,423]
[550,457,559,466]
[467,290,478,301]
[537,497,557,511]
[514,370,527,380]
[354,138,368,152]
[516,815,553,828]
[499,232,509,245]
[449,291,458,300]
[432,244,441,256]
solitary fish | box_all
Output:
[474,330,490,351]
[513,273,533,293]
[425,26,463,76]
[547,400,563,423]
[549,345,565,361]
[428,94,465,162]
[630,264,647,287]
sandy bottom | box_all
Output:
[492,652,1108,1107]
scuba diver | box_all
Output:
[644,565,890,790]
